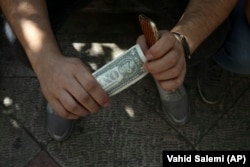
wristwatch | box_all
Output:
[172,32,191,60]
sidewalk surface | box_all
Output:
[1,1,250,167]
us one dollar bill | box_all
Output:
[93,44,147,96]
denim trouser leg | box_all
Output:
[214,0,250,75]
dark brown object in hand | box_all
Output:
[138,14,159,47]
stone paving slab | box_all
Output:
[169,71,250,146]
[196,88,250,150]
[46,88,192,167]
[0,34,34,77]
[26,151,60,167]
[0,113,40,167]
[0,51,34,77]
[0,78,50,145]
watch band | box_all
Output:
[172,32,191,60]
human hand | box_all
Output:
[137,30,187,90]
[34,54,110,119]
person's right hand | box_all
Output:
[33,54,110,119]
[137,30,187,91]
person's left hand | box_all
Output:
[136,30,187,91]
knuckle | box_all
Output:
[168,55,177,65]
[82,111,90,117]
[99,98,108,106]
[171,68,180,77]
[65,101,77,112]
[162,32,170,39]
[159,82,170,91]
[81,93,91,103]
[151,48,161,57]
[79,109,89,117]
[90,107,100,114]
[137,35,144,42]
[57,73,67,83]
[164,32,175,43]
[174,78,183,87]
[153,74,161,81]
[68,59,81,71]
[146,64,154,73]
[85,79,98,91]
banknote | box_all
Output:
[93,44,147,96]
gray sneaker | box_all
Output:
[156,83,189,126]
[196,60,226,105]
[46,104,74,142]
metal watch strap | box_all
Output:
[172,32,191,60]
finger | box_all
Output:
[146,31,176,60]
[144,48,179,74]
[75,70,110,108]
[153,59,185,81]
[158,65,186,90]
[136,35,149,54]
[67,78,101,114]
[49,99,80,119]
[58,90,89,117]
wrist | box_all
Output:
[28,48,63,73]
[23,35,62,68]
[172,32,191,60]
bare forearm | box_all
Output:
[172,0,238,55]
[0,0,61,71]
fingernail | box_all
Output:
[146,53,153,60]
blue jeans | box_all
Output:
[214,0,250,74]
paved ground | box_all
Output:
[0,1,250,167]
